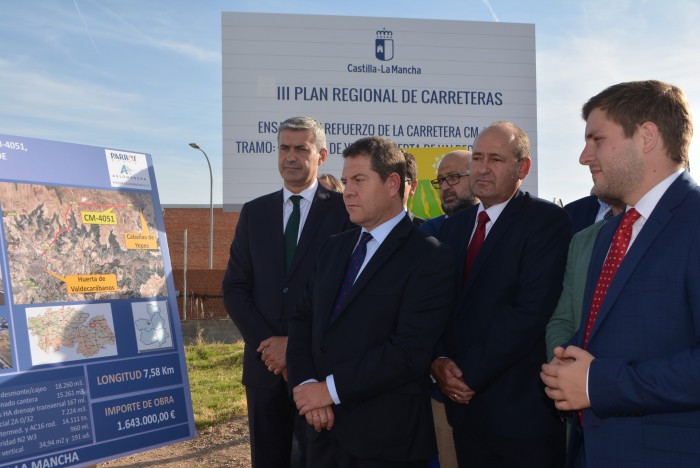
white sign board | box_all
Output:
[222,12,537,210]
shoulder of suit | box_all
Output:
[563,194,597,209]
[324,227,360,249]
[242,189,282,209]
[521,192,568,216]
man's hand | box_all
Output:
[257,336,288,378]
[293,381,334,415]
[431,358,475,404]
[541,345,594,411]
[304,406,335,432]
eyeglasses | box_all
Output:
[430,172,469,189]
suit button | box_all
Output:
[282,287,288,294]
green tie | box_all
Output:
[284,195,302,272]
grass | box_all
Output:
[185,334,247,430]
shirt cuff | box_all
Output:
[326,374,341,405]
[585,363,590,404]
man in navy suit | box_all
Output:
[564,193,610,234]
[541,80,700,467]
[287,136,455,467]
[222,116,351,468]
[433,122,570,467]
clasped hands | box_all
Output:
[540,345,593,411]
[257,336,288,381]
[431,358,475,404]
[293,381,335,432]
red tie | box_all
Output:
[578,208,640,427]
[462,211,490,285]
[582,208,641,348]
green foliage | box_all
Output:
[185,340,247,430]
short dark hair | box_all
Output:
[403,151,418,183]
[582,80,692,166]
[342,137,406,199]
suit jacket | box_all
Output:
[576,171,700,467]
[439,191,570,438]
[545,220,605,361]
[408,210,425,227]
[222,184,351,388]
[420,214,447,238]
[564,194,600,234]
[287,215,455,461]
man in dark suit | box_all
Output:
[564,193,613,234]
[402,151,425,226]
[422,150,477,238]
[287,136,455,468]
[432,121,570,468]
[421,149,477,468]
[541,80,700,468]
[222,116,351,468]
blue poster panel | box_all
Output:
[0,134,196,467]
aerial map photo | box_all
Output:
[26,303,117,365]
[0,183,166,304]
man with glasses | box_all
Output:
[420,149,477,468]
[422,150,478,238]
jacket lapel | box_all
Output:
[321,229,361,329]
[326,216,413,326]
[287,185,333,276]
[585,173,692,345]
[462,192,525,293]
[270,190,286,273]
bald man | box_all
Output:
[422,150,478,238]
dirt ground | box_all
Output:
[98,415,251,467]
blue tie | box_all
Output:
[603,208,614,222]
[331,232,373,321]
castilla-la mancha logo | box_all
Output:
[375,28,394,61]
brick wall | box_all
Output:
[162,207,239,319]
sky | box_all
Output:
[2,0,700,207]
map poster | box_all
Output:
[0,134,196,467]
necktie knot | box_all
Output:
[603,208,614,222]
[619,208,640,230]
[357,231,373,249]
[462,210,490,285]
[477,210,490,226]
[290,195,302,207]
[330,231,373,321]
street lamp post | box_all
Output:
[188,143,213,269]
